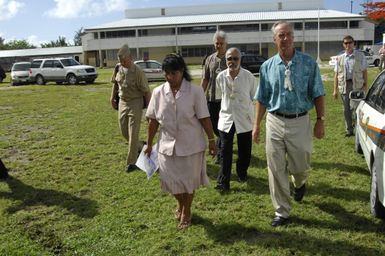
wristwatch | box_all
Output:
[317,116,325,121]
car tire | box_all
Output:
[370,164,385,219]
[374,59,380,67]
[35,75,45,85]
[67,74,78,85]
[355,130,363,154]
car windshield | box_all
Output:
[12,63,31,71]
[60,58,80,67]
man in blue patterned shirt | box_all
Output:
[252,21,325,227]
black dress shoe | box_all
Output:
[271,216,289,227]
[293,184,306,202]
[345,132,354,137]
[215,184,229,192]
[126,164,138,172]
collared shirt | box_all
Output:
[334,50,367,80]
[216,67,257,133]
[255,50,325,113]
[146,79,209,156]
[114,63,150,101]
[203,52,227,102]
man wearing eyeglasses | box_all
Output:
[252,21,325,227]
[201,30,228,165]
[214,47,257,192]
[333,35,368,137]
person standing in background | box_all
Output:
[201,30,228,164]
[110,44,151,172]
[333,35,367,137]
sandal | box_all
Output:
[178,215,192,230]
[175,208,182,220]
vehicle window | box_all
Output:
[256,56,266,62]
[31,60,42,68]
[147,62,161,69]
[137,63,146,69]
[362,51,370,56]
[53,60,62,68]
[377,84,385,112]
[12,63,31,71]
[60,58,80,66]
[243,56,255,63]
[366,72,385,112]
[43,60,53,68]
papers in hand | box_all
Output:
[136,143,159,179]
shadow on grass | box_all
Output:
[310,181,368,202]
[0,176,98,218]
[312,161,369,176]
[193,214,384,255]
[292,201,385,232]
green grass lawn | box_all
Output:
[0,67,385,255]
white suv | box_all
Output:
[29,58,98,85]
[353,71,385,219]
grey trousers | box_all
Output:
[341,81,354,134]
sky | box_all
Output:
[0,0,373,47]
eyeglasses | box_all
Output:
[226,57,239,61]
[343,41,353,45]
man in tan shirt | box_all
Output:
[110,44,151,172]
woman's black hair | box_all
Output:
[162,53,192,82]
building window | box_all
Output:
[94,32,99,39]
[350,20,359,28]
[220,24,259,32]
[181,46,214,57]
[294,22,303,30]
[179,26,217,34]
[138,28,174,37]
[106,49,118,60]
[261,23,273,31]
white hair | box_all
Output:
[213,30,228,43]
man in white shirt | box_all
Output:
[215,47,257,192]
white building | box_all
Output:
[82,0,373,66]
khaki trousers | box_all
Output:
[118,97,143,165]
[266,113,312,218]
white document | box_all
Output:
[136,143,159,179]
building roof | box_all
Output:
[86,9,365,31]
[0,46,83,58]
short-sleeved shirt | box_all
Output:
[216,68,257,133]
[113,63,149,102]
[203,52,227,102]
[255,50,325,113]
[334,50,367,80]
[146,79,210,156]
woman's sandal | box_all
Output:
[175,208,182,221]
[178,215,192,230]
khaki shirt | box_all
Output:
[203,52,227,102]
[112,63,149,102]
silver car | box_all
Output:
[11,62,31,85]
[134,60,165,82]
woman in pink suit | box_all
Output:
[145,53,216,229]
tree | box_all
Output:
[74,27,83,46]
[362,2,385,21]
[41,36,69,48]
[362,2,385,43]
[1,39,36,50]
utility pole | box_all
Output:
[351,0,354,13]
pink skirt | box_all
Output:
[158,151,209,194]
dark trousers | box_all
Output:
[217,124,252,187]
[208,101,222,160]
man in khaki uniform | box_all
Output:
[110,44,151,172]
